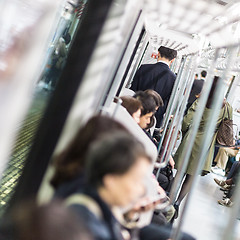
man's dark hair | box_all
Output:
[201,70,207,78]
[133,91,156,116]
[144,89,164,108]
[86,132,151,187]
[158,46,177,61]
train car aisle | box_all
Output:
[174,172,240,240]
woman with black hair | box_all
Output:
[173,76,233,218]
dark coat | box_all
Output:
[186,79,204,112]
[130,62,176,127]
[54,174,86,199]
[68,188,124,240]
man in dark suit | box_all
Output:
[185,70,207,114]
[130,46,177,128]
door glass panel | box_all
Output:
[0,0,88,216]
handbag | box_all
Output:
[216,105,236,146]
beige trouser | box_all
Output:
[214,148,239,170]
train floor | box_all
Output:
[174,172,240,240]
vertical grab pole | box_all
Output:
[157,56,187,153]
[155,55,196,175]
[169,48,220,205]
[170,47,236,240]
[156,54,200,175]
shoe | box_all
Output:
[214,178,231,190]
[218,198,233,207]
[211,167,225,176]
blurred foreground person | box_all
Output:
[0,200,92,240]
[65,132,152,240]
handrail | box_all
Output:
[170,46,237,240]
[169,48,221,206]
[156,54,200,174]
[156,56,187,153]
[155,55,196,172]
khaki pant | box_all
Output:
[214,148,239,170]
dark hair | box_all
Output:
[206,76,220,108]
[86,132,151,187]
[158,46,177,61]
[133,91,156,116]
[146,115,155,129]
[51,115,128,188]
[120,96,142,116]
[201,70,207,78]
[144,89,164,108]
[2,200,92,240]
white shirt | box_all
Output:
[157,60,169,66]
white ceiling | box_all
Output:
[143,0,240,55]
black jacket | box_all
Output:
[68,187,124,240]
[130,62,176,127]
[185,79,204,113]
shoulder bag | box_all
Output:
[216,104,236,147]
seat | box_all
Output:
[103,102,158,163]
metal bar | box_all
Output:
[156,55,199,173]
[155,55,195,174]
[6,0,114,211]
[100,10,144,108]
[125,36,148,89]
[171,46,236,240]
[169,48,221,205]
[116,26,146,96]
[156,56,187,153]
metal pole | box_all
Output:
[169,48,221,205]
[156,56,187,153]
[170,46,236,240]
[155,55,196,174]
[125,35,148,88]
[156,54,200,173]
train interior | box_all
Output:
[1,0,240,239]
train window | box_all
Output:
[0,0,87,216]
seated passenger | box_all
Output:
[51,115,129,198]
[214,160,240,207]
[65,132,195,240]
[133,91,157,141]
[211,147,239,176]
[0,200,92,240]
[120,96,142,124]
[66,132,152,240]
[144,89,163,136]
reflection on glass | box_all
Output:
[0,0,88,216]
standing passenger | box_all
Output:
[173,76,233,218]
[130,46,177,127]
[186,70,207,113]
